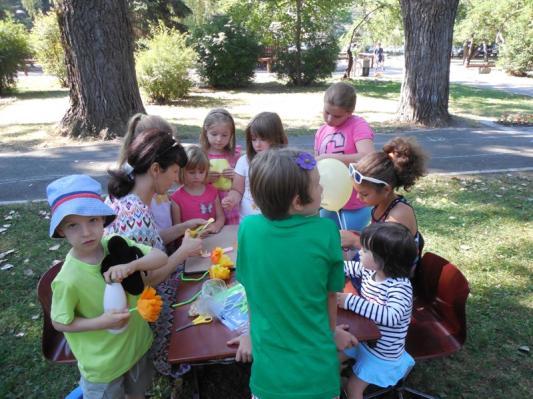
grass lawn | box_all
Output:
[0,173,531,398]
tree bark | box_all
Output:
[398,0,459,127]
[57,0,145,139]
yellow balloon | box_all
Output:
[210,158,232,191]
[317,158,353,211]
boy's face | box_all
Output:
[56,215,105,255]
[323,103,352,127]
[298,168,323,216]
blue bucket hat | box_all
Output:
[46,175,116,238]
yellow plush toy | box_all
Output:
[209,158,232,191]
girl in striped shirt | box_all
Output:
[337,222,417,399]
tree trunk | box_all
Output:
[398,0,459,127]
[294,0,302,86]
[57,0,145,139]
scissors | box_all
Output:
[175,314,213,332]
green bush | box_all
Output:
[136,24,196,104]
[274,35,339,86]
[0,19,31,93]
[498,15,532,76]
[193,15,261,88]
[30,12,67,87]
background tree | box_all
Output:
[57,0,144,138]
[0,18,31,93]
[129,0,191,37]
[398,0,459,127]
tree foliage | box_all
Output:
[136,24,196,102]
[0,18,31,93]
[129,0,191,36]
[30,11,68,86]
[193,14,260,88]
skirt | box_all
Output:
[344,343,414,388]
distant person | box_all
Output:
[374,42,384,72]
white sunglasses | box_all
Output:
[349,164,390,186]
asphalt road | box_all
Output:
[1,125,531,203]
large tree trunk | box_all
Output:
[398,0,459,127]
[57,0,145,139]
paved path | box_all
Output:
[1,125,531,203]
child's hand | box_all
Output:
[185,218,208,230]
[340,230,360,249]
[208,171,221,183]
[103,262,136,283]
[222,167,235,180]
[200,224,219,237]
[334,324,358,350]
[227,334,252,362]
[100,309,130,330]
[181,232,203,257]
[221,195,237,211]
[337,292,350,309]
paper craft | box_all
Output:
[184,225,238,274]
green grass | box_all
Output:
[0,173,531,398]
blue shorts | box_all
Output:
[344,343,414,388]
[320,207,371,233]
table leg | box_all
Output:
[192,366,201,399]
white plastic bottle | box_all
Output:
[103,283,129,334]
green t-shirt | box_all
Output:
[51,235,154,383]
[236,214,345,399]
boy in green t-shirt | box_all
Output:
[47,175,168,399]
[228,149,358,399]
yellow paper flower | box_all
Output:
[219,254,234,268]
[136,287,163,322]
[209,264,231,281]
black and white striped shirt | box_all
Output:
[343,260,412,360]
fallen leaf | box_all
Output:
[15,332,25,337]
[24,269,34,277]
[49,244,60,251]
[460,245,471,251]
[4,215,12,220]
[1,264,14,271]
[24,258,29,263]
[51,259,62,266]
[0,228,6,234]
[518,345,530,354]
[9,210,15,215]
[3,224,10,228]
[31,314,40,320]
[449,216,456,220]
[0,249,15,259]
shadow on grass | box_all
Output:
[11,89,68,100]
[167,95,241,109]
[0,123,57,152]
[450,84,533,118]
[229,81,330,94]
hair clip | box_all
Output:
[295,152,316,170]
[122,162,135,181]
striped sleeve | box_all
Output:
[343,281,412,327]
[344,260,363,279]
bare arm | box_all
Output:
[103,247,168,283]
[144,232,203,286]
[202,197,225,236]
[52,310,130,333]
[316,139,375,165]
[221,173,244,211]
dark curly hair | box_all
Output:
[108,128,187,199]
[356,136,428,191]
[360,222,417,278]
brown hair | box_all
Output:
[245,112,288,162]
[250,148,314,220]
[118,113,176,166]
[108,129,187,199]
[356,137,428,191]
[324,82,356,112]
[360,222,417,278]
[199,108,236,155]
[179,145,210,183]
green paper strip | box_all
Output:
[172,290,202,308]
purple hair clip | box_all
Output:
[295,152,316,170]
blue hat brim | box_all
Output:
[50,197,116,238]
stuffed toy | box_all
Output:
[100,235,145,295]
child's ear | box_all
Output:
[291,195,304,212]
[55,227,65,238]
[150,162,162,176]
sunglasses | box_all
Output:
[349,164,390,186]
